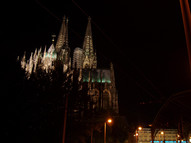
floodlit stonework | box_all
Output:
[19,16,118,113]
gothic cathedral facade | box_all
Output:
[20,16,119,114]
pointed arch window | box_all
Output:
[103,90,110,110]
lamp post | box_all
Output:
[179,0,191,71]
[135,131,138,143]
[135,127,142,143]
[176,134,180,143]
[161,131,165,143]
[62,94,68,143]
[104,118,113,143]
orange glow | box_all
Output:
[161,131,164,135]
[107,118,112,124]
[179,0,191,71]
[138,127,142,130]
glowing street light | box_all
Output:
[176,134,180,143]
[160,131,165,143]
[107,118,112,124]
[104,118,113,143]
[135,126,142,143]
[138,126,142,131]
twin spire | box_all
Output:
[55,16,97,69]
[55,16,69,52]
[55,16,94,54]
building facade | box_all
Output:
[20,16,119,114]
[133,128,188,143]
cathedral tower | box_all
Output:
[20,16,119,114]
[82,17,97,69]
[56,16,71,72]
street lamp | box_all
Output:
[176,134,180,143]
[138,127,142,131]
[107,119,112,124]
[161,131,165,143]
[135,126,142,143]
[104,118,113,143]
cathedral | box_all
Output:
[20,16,119,114]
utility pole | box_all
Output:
[104,118,113,143]
[91,128,93,143]
[179,0,191,70]
[104,122,107,143]
[62,94,68,143]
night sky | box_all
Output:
[2,0,191,129]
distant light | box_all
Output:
[107,118,112,124]
[138,127,142,130]
[161,131,164,135]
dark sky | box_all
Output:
[2,0,191,124]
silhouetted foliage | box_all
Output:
[111,116,129,143]
[11,60,125,143]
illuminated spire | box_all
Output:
[21,52,26,69]
[33,49,38,73]
[84,17,92,38]
[65,18,69,48]
[83,17,93,54]
[28,52,33,75]
[43,46,46,61]
[56,16,67,52]
[48,43,55,54]
[82,17,97,69]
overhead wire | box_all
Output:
[152,90,191,137]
